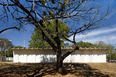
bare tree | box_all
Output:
[0,0,111,72]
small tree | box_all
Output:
[0,38,13,52]
[15,46,24,48]
[72,41,98,48]
[0,0,112,72]
[0,38,13,57]
[1,49,13,57]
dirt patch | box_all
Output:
[0,62,115,77]
[88,63,116,77]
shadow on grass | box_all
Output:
[0,63,109,77]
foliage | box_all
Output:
[96,41,115,61]
[29,20,70,48]
[106,44,115,61]
[72,41,115,48]
[1,49,13,57]
[72,41,116,60]
[0,38,13,52]
[107,53,116,61]
[0,38,13,57]
[72,41,98,48]
[15,46,24,48]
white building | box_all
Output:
[12,48,107,63]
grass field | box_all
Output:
[0,62,115,77]
[88,63,116,77]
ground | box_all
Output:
[0,62,116,77]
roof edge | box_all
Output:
[11,47,108,50]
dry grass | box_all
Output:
[88,63,116,77]
[0,62,115,77]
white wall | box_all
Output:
[13,49,57,63]
[13,48,106,63]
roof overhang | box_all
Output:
[12,47,108,51]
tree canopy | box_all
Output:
[29,20,70,48]
[0,38,13,57]
[72,41,97,48]
[1,49,13,57]
[72,41,115,48]
[15,46,24,48]
[0,38,13,52]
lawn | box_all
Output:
[0,62,115,77]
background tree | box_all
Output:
[72,41,98,48]
[72,41,116,61]
[1,49,13,57]
[29,20,70,48]
[105,44,115,61]
[96,41,107,48]
[15,46,24,48]
[107,52,116,61]
[0,0,112,72]
[0,38,13,57]
[0,38,13,52]
[96,41,115,61]
[64,43,72,48]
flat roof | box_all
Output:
[12,47,108,51]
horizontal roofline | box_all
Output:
[12,47,108,50]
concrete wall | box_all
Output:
[13,48,106,63]
[62,50,106,63]
[13,49,56,63]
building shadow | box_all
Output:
[0,63,110,77]
[41,55,56,62]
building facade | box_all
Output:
[12,48,107,63]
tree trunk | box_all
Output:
[56,49,63,72]
[55,46,79,72]
[55,19,63,72]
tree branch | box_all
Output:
[61,46,79,61]
[0,27,20,34]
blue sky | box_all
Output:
[0,0,116,48]
[0,24,34,47]
[69,27,116,46]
